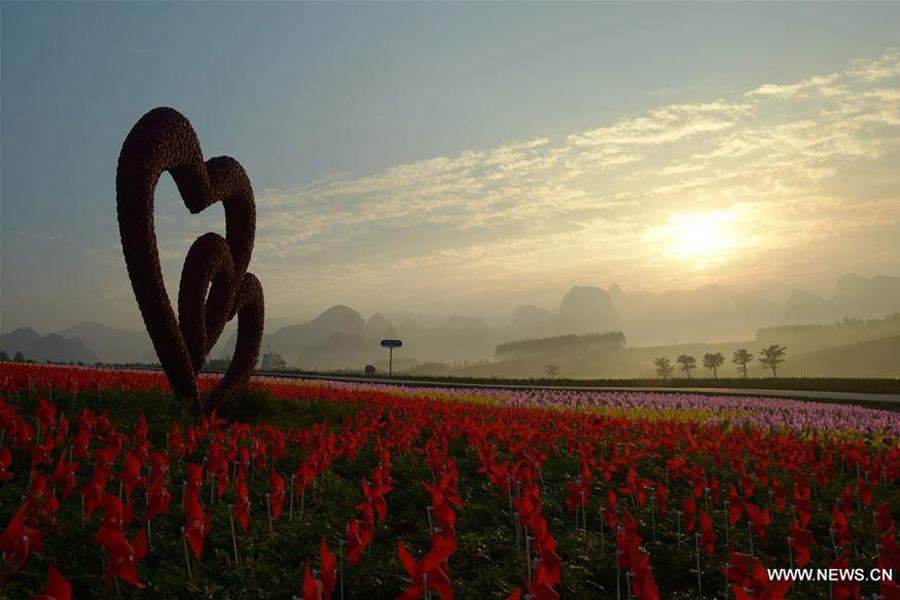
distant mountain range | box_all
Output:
[2,273,898,370]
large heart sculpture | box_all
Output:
[116,107,264,412]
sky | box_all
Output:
[2,2,899,332]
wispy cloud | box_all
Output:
[158,49,900,315]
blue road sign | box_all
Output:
[380,339,402,348]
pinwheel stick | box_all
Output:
[724,500,730,548]
[748,521,754,558]
[787,536,794,569]
[181,527,193,579]
[694,532,702,597]
[600,507,606,555]
[229,505,239,564]
[514,510,521,547]
[265,493,274,537]
[615,545,622,600]
[525,534,532,583]
[289,475,295,521]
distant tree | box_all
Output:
[758,345,787,377]
[676,355,697,380]
[732,349,754,378]
[702,352,725,379]
[0,349,8,362]
[653,357,674,379]
[545,363,560,378]
[13,350,25,362]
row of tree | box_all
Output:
[653,345,787,380]
[0,349,25,362]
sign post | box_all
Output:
[380,339,402,376]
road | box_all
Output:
[251,371,900,405]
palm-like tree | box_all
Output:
[732,349,754,378]
[702,352,725,379]
[758,345,787,377]
[676,354,696,380]
[653,357,674,379]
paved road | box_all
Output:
[253,371,900,404]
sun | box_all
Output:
[676,220,726,256]
[660,213,734,261]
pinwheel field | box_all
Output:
[3,363,900,599]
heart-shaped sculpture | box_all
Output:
[116,107,264,412]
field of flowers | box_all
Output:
[2,363,900,599]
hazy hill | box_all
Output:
[234,305,367,365]
[831,274,900,318]
[3,272,897,374]
[58,322,154,364]
[507,305,556,341]
[756,313,900,354]
[0,327,41,354]
[365,313,394,340]
[0,327,99,364]
[786,336,900,378]
[558,286,622,335]
[783,290,842,325]
[609,284,781,345]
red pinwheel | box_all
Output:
[183,495,211,559]
[98,493,133,532]
[233,481,251,533]
[878,528,900,570]
[534,532,562,591]
[683,496,697,533]
[0,445,14,482]
[24,474,60,531]
[0,504,44,571]
[357,478,392,523]
[185,462,203,503]
[655,481,668,515]
[29,564,71,600]
[728,485,743,527]
[830,549,860,600]
[397,533,456,600]
[876,502,895,534]
[771,479,786,512]
[788,521,814,568]
[144,474,172,522]
[699,508,716,556]
[35,398,57,431]
[302,560,324,600]
[79,472,108,521]
[93,526,147,590]
[631,552,660,600]
[118,450,143,500]
[270,468,286,523]
[743,502,771,541]
[48,455,80,500]
[321,537,337,599]
[831,504,853,547]
[346,519,364,566]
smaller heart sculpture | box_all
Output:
[116,107,264,412]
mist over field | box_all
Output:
[3,272,899,380]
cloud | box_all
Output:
[155,48,900,314]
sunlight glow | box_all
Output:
[660,213,737,264]
[675,219,726,256]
